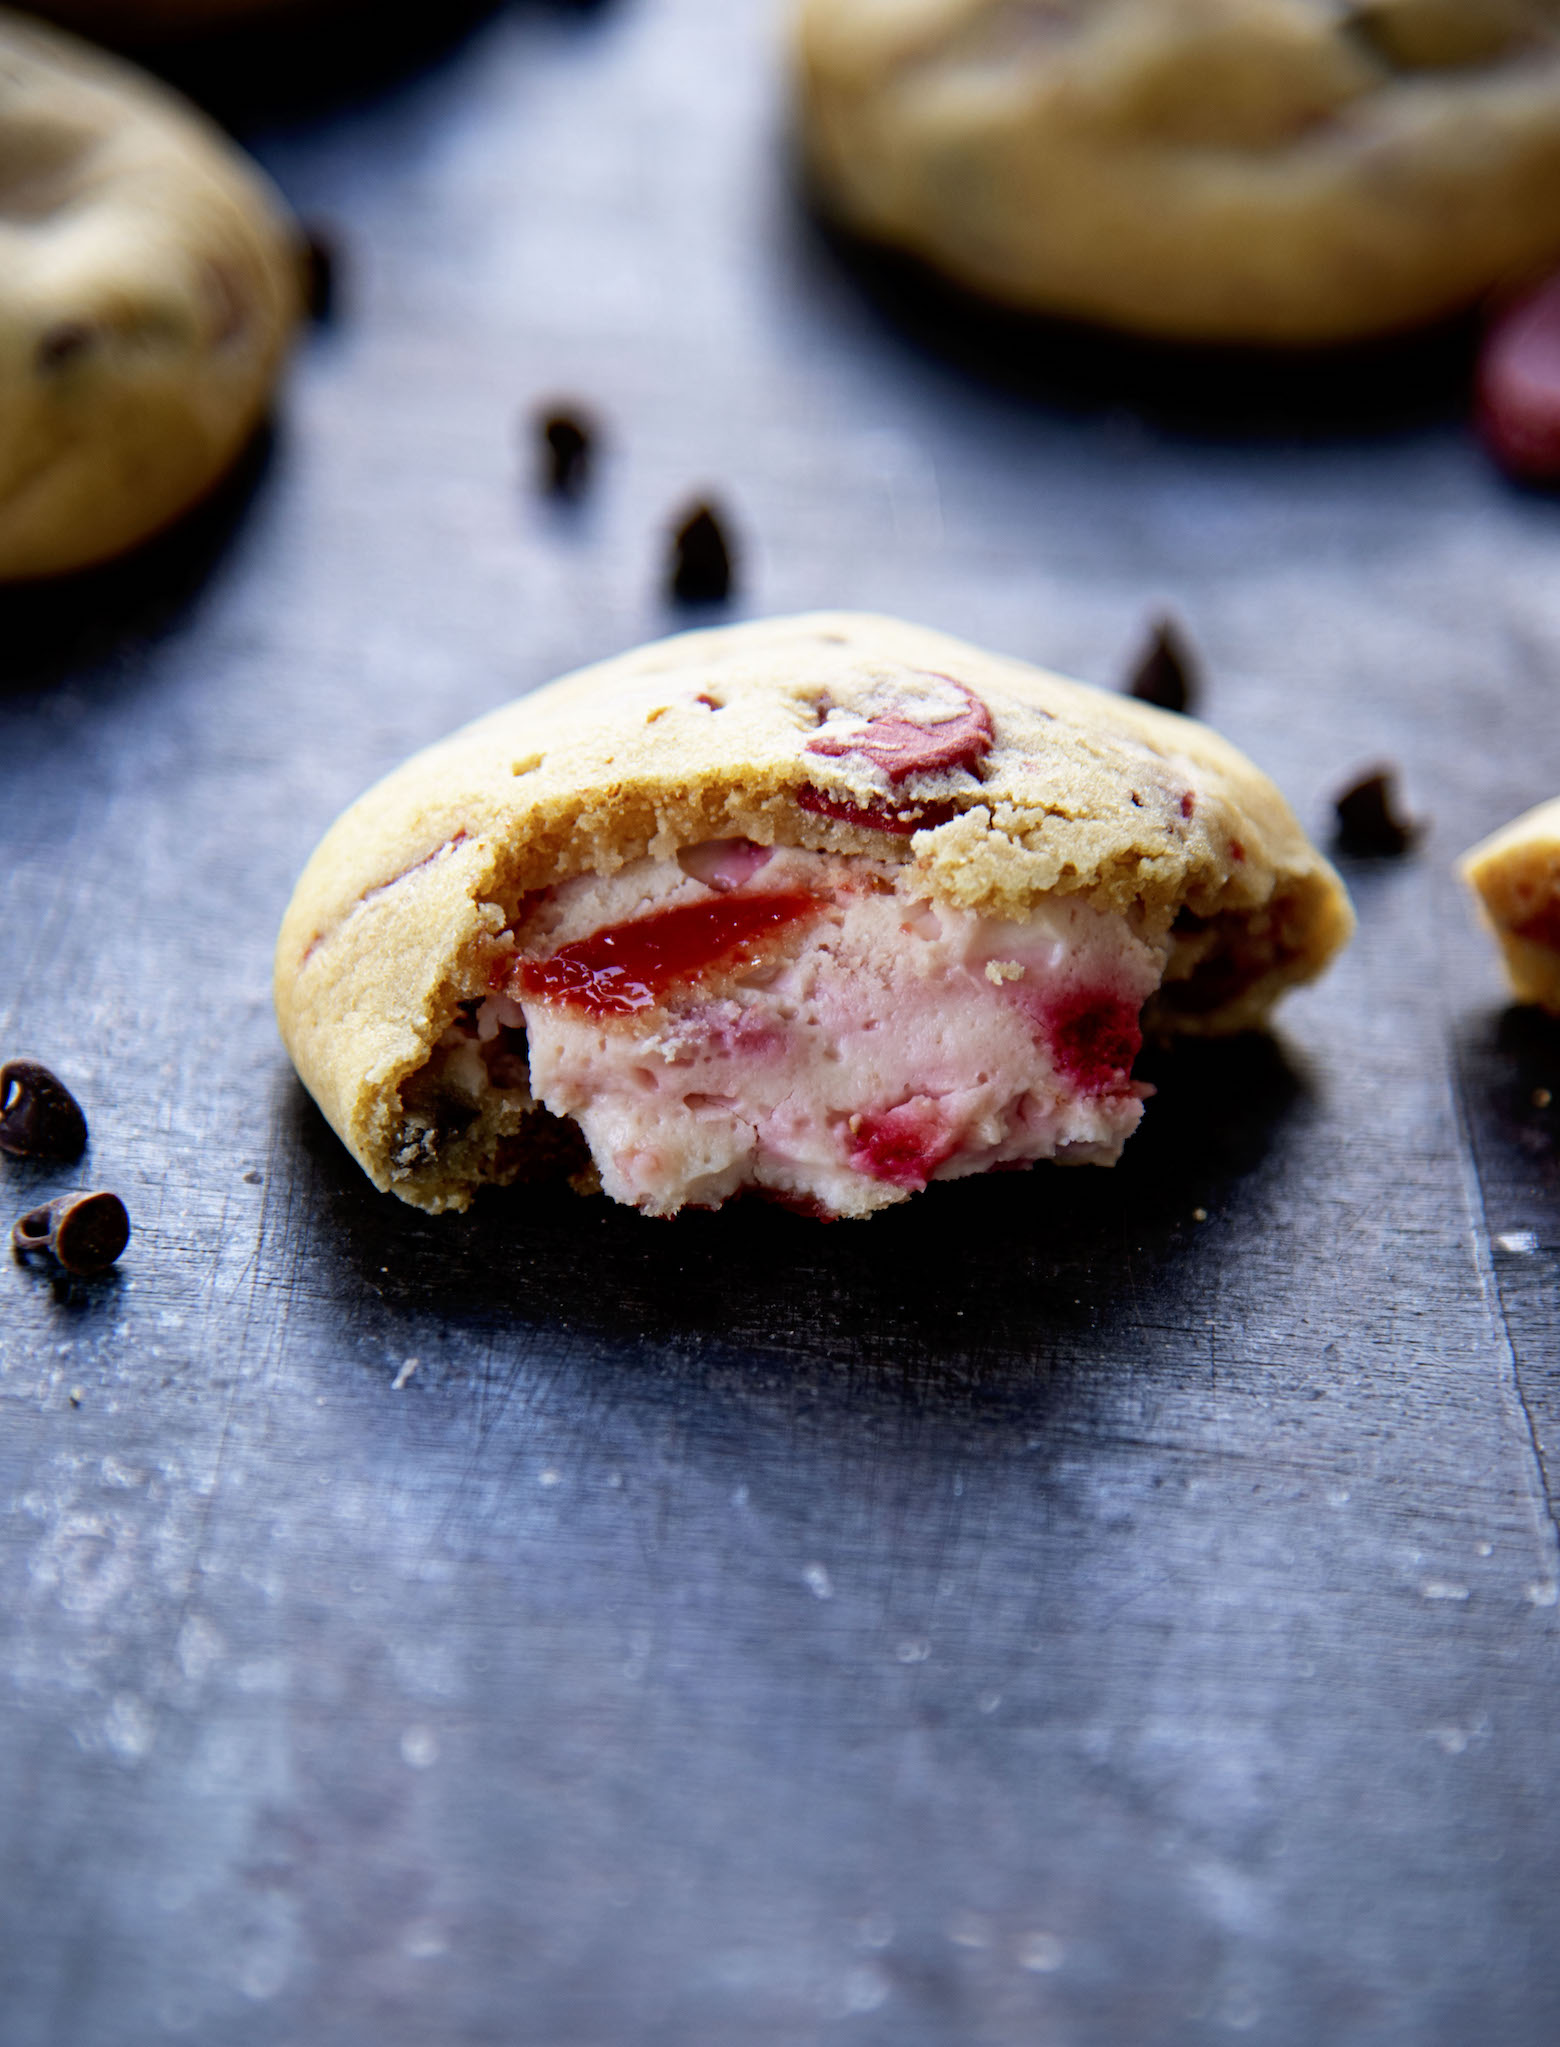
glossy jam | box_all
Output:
[516,891,817,1016]
[806,680,992,782]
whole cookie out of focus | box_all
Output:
[795,0,1560,346]
[0,9,301,581]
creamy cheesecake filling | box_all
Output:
[442,842,1170,1219]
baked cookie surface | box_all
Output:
[0,10,301,580]
[1462,796,1560,1011]
[797,0,1560,345]
[276,613,1353,1216]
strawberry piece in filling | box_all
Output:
[806,677,993,782]
[477,843,1168,1218]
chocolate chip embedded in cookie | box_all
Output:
[0,10,302,581]
[796,0,1560,346]
[1462,796,1560,1012]
[275,613,1353,1220]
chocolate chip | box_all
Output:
[12,1191,129,1277]
[34,322,96,375]
[669,501,735,605]
[539,408,595,496]
[0,1061,88,1161]
[1333,767,1421,857]
[300,222,340,323]
[1125,616,1200,715]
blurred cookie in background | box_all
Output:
[21,0,318,37]
[0,9,301,580]
[796,0,1560,347]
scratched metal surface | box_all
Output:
[4,3,1560,2043]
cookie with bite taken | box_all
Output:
[796,0,1560,346]
[0,9,301,580]
[275,613,1353,1220]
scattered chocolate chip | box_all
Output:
[12,1191,130,1277]
[669,501,735,605]
[34,322,95,375]
[300,222,340,323]
[1124,615,1200,715]
[0,1061,88,1161]
[1333,767,1421,857]
[538,407,595,496]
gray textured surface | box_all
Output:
[4,3,1560,2042]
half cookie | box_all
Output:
[796,0,1560,346]
[275,614,1353,1218]
[0,10,301,580]
[1461,797,1560,1012]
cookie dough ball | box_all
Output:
[1462,797,1560,1011]
[796,0,1560,345]
[275,612,1353,1218]
[0,10,302,581]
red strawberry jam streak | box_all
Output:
[796,786,957,835]
[514,892,818,1016]
[807,680,993,782]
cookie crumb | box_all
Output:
[985,960,1025,984]
[68,1387,83,1407]
[669,501,735,604]
[1333,766,1421,857]
[538,406,594,496]
[1125,615,1199,715]
[392,1357,420,1390]
[1192,1206,1208,1222]
[1534,1088,1552,1108]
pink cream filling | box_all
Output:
[477,842,1167,1218]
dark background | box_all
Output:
[4,3,1560,2041]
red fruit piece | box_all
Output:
[1478,274,1560,482]
[807,679,992,783]
[847,1097,957,1190]
[796,786,958,835]
[517,892,817,1016]
[1041,989,1143,1096]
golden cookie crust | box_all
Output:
[0,10,301,581]
[796,0,1560,345]
[1461,795,1560,1011]
[275,612,1353,1211]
